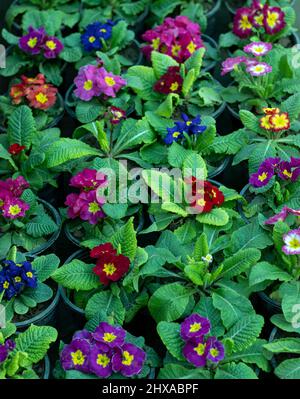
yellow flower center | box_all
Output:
[194,343,206,356]
[3,281,10,289]
[84,80,93,91]
[170,82,179,91]
[239,15,252,30]
[35,93,48,104]
[267,11,279,28]
[71,350,86,366]
[254,14,264,26]
[88,201,100,214]
[46,40,57,50]
[258,172,268,182]
[15,277,22,283]
[103,332,117,343]
[187,41,196,54]
[27,37,38,48]
[272,114,289,130]
[254,65,264,73]
[289,237,300,249]
[197,198,206,206]
[172,44,181,56]
[100,28,107,33]
[253,45,264,54]
[8,204,22,216]
[122,351,134,366]
[96,353,110,368]
[210,348,219,358]
[172,131,181,138]
[189,322,201,333]
[105,76,116,87]
[26,272,33,278]
[89,36,96,43]
[261,115,273,129]
[152,37,160,50]
[103,263,117,276]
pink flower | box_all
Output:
[246,62,272,76]
[244,42,272,57]
[95,67,126,98]
[74,65,101,101]
[77,190,106,225]
[70,169,107,190]
[2,198,29,219]
[0,176,29,197]
[221,56,247,75]
[65,193,81,219]
[265,207,300,225]
[282,229,300,255]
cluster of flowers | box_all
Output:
[74,63,126,101]
[180,314,224,367]
[164,113,207,144]
[153,66,183,95]
[233,0,286,38]
[19,26,64,58]
[0,260,37,300]
[0,339,15,363]
[142,16,204,63]
[264,207,300,256]
[65,168,108,225]
[81,20,115,52]
[90,243,130,285]
[10,73,58,110]
[250,157,300,188]
[108,106,126,125]
[61,322,146,378]
[187,178,225,213]
[0,176,30,220]
[260,107,290,132]
[221,41,272,77]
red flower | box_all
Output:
[187,178,225,214]
[10,83,26,105]
[93,252,130,285]
[21,73,46,86]
[25,84,58,110]
[110,106,126,124]
[204,181,225,206]
[8,144,26,155]
[90,243,117,259]
[153,66,183,95]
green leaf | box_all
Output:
[157,321,185,361]
[183,152,207,180]
[7,105,36,147]
[85,292,125,325]
[148,283,194,322]
[220,248,261,280]
[225,315,264,353]
[75,100,104,123]
[275,358,300,379]
[126,66,159,101]
[193,296,224,337]
[25,213,58,238]
[196,208,229,227]
[280,281,300,323]
[15,325,57,364]
[151,51,178,78]
[249,262,291,287]
[281,93,300,121]
[182,68,196,97]
[230,222,273,252]
[44,138,99,168]
[25,282,53,304]
[184,47,205,76]
[264,338,300,354]
[52,260,99,291]
[215,363,258,379]
[31,254,60,282]
[158,364,210,379]
[193,233,209,261]
[111,217,137,261]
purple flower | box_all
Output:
[74,65,100,101]
[73,329,94,341]
[206,337,225,363]
[43,36,64,59]
[282,229,300,255]
[92,322,126,349]
[180,314,211,341]
[182,336,208,368]
[261,157,281,170]
[0,345,8,363]
[60,339,91,373]
[112,343,146,377]
[4,339,16,352]
[2,198,30,219]
[19,26,45,55]
[246,62,272,76]
[277,161,293,180]
[77,190,106,225]
[95,67,126,98]
[244,42,272,57]
[249,165,274,188]
[70,169,107,191]
[221,56,247,76]
[89,343,113,378]
[265,207,300,225]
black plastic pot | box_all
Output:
[14,285,60,331]
[43,355,51,379]
[205,0,223,38]
[202,34,218,74]
[256,291,281,318]
[208,155,231,180]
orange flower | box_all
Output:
[10,83,26,104]
[25,84,57,110]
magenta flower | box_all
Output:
[183,336,208,368]
[60,339,91,373]
[112,343,146,377]
[43,36,64,59]
[19,26,45,55]
[65,193,81,219]
[95,67,126,98]
[2,198,29,219]
[233,8,253,38]
[265,207,300,225]
[180,314,211,341]
[89,343,112,378]
[246,62,272,76]
[282,229,300,255]
[74,65,100,101]
[0,176,30,197]
[92,322,126,349]
[206,337,225,363]
[221,56,247,76]
[244,42,272,57]
[76,190,106,225]
[249,165,274,188]
[70,169,107,191]
[263,6,286,35]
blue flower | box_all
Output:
[0,272,18,300]
[0,260,37,298]
[164,123,185,144]
[20,261,37,288]
[81,21,113,52]
[180,113,207,135]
